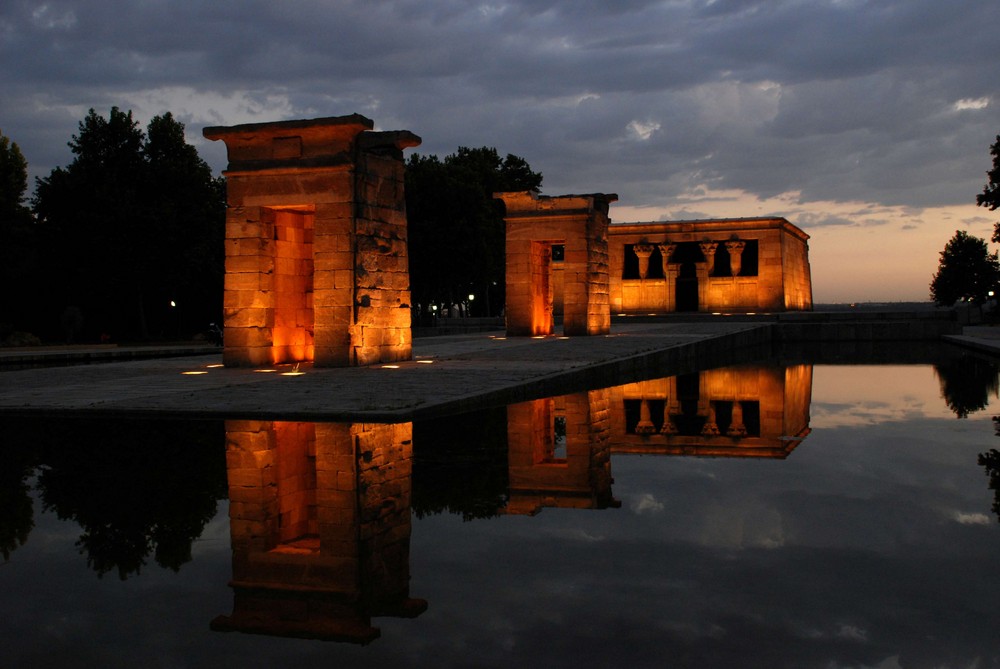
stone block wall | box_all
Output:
[781,231,814,310]
[496,192,616,336]
[205,115,420,367]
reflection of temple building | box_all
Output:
[505,389,621,515]
[607,218,813,314]
[609,365,813,458]
[212,420,425,644]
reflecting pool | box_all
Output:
[2,352,1000,668]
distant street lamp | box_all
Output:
[170,300,179,338]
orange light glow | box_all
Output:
[381,364,400,369]
[254,369,277,373]
[182,371,208,375]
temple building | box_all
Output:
[497,193,814,332]
[607,217,813,314]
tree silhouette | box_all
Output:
[978,134,1000,243]
[980,446,1000,522]
[929,230,1000,306]
[0,435,36,562]
[0,130,39,339]
[32,417,227,579]
[934,353,1000,418]
[412,408,510,521]
[406,147,542,317]
[32,108,224,341]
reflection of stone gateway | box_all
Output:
[505,389,620,515]
[212,420,425,644]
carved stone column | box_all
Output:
[726,240,746,277]
[699,242,718,275]
[659,402,678,435]
[657,243,676,277]
[635,399,656,434]
[634,243,654,279]
[695,262,710,310]
[664,263,680,312]
[727,401,747,437]
[701,403,720,435]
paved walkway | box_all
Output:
[942,325,1000,356]
[0,322,770,421]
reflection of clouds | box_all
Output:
[545,528,605,543]
[628,493,664,515]
[835,624,868,641]
[953,511,991,525]
[698,503,785,549]
[811,366,963,428]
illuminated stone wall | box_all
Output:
[204,115,420,367]
[213,420,424,643]
[496,192,617,336]
[608,217,813,314]
[607,365,813,458]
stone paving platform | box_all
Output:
[0,322,773,422]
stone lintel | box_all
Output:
[495,191,619,216]
[204,114,376,173]
[203,113,374,141]
[609,216,809,242]
[358,131,423,159]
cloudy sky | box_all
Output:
[3,0,999,302]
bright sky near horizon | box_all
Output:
[2,1,999,303]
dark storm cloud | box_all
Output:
[2,0,998,215]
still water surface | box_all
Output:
[2,354,999,668]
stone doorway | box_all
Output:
[672,242,703,312]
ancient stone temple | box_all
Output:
[495,191,617,336]
[204,115,420,367]
[609,217,813,314]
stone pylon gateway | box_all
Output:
[495,191,617,336]
[204,115,420,367]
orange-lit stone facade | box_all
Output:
[608,364,813,458]
[204,115,420,367]
[213,420,424,643]
[609,217,813,314]
[495,192,617,336]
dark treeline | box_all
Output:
[406,146,541,318]
[1,111,542,343]
[1,108,225,343]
